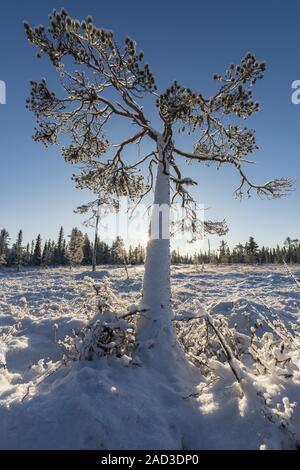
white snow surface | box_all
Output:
[0,264,300,450]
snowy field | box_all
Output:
[0,264,300,450]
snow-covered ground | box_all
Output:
[0,264,300,450]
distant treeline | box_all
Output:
[191,237,300,265]
[0,227,145,270]
[0,228,299,270]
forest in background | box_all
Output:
[0,227,299,269]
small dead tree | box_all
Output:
[75,194,119,272]
[24,9,293,364]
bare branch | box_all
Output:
[174,146,295,200]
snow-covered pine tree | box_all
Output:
[67,228,84,267]
[25,10,293,367]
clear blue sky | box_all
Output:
[0,0,299,252]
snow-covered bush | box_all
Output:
[176,298,300,381]
[60,313,135,361]
[0,322,22,369]
[175,297,300,445]
[59,276,136,362]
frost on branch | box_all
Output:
[59,276,136,362]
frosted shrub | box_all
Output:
[0,297,28,369]
[0,322,22,368]
[59,276,136,361]
[61,313,135,361]
[176,301,300,444]
[82,276,127,316]
[176,299,300,382]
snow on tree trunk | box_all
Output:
[136,136,197,385]
[137,135,179,365]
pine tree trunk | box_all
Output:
[137,134,177,359]
[135,136,201,387]
[92,201,100,272]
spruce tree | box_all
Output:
[83,233,92,265]
[24,243,31,266]
[245,236,259,264]
[219,240,228,264]
[111,237,126,265]
[53,226,66,265]
[0,229,9,266]
[67,228,84,267]
[97,241,110,265]
[33,235,42,266]
[14,230,24,272]
[42,240,53,266]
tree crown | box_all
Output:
[24,9,294,239]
